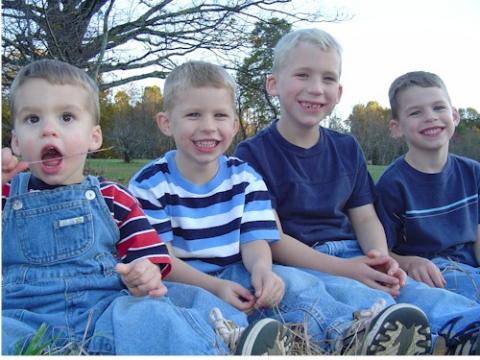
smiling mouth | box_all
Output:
[299,101,324,111]
[194,140,219,148]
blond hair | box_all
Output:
[9,59,100,124]
[272,28,343,74]
[163,60,237,113]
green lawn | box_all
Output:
[86,158,387,184]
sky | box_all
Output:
[307,0,480,119]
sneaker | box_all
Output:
[338,299,432,355]
[433,317,480,355]
[210,307,292,355]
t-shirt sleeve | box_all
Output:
[128,168,174,244]
[375,175,404,249]
[102,181,172,277]
[2,182,11,210]
[235,141,278,208]
[240,165,279,244]
[345,140,376,209]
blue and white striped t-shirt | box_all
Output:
[128,150,279,273]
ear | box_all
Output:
[389,119,403,139]
[232,116,240,136]
[89,125,103,151]
[452,107,461,127]
[265,74,278,96]
[336,84,343,104]
[156,112,172,136]
[10,130,20,156]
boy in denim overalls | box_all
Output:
[1,59,287,355]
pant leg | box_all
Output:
[397,276,480,336]
[217,262,383,352]
[91,294,226,355]
[2,314,38,355]
[432,257,480,303]
[164,281,249,329]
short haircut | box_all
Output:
[9,59,100,124]
[389,71,451,119]
[272,28,343,74]
[163,60,237,113]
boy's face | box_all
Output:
[11,78,102,185]
[157,86,238,180]
[267,43,343,129]
[390,86,459,154]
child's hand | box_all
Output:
[366,249,407,287]
[341,256,402,297]
[2,148,28,184]
[250,265,285,309]
[400,255,446,288]
[116,259,168,297]
[215,279,256,311]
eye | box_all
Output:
[408,110,421,117]
[25,115,40,124]
[186,112,200,118]
[324,76,337,83]
[295,73,308,79]
[215,113,229,120]
[434,105,447,111]
[62,112,74,122]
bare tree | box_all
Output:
[2,0,342,90]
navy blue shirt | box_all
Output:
[376,154,480,267]
[234,120,376,246]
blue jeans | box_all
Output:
[214,262,382,351]
[431,257,480,303]
[313,240,480,340]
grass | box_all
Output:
[86,158,387,184]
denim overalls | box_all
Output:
[2,173,238,355]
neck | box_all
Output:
[276,119,320,149]
[174,155,218,185]
[404,147,449,174]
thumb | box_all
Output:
[115,262,131,275]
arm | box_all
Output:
[240,240,284,308]
[164,243,256,311]
[349,203,406,287]
[2,147,28,184]
[270,210,404,296]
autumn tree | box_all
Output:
[235,18,291,142]
[2,0,340,90]
[349,101,406,165]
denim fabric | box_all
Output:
[313,240,480,339]
[2,173,229,355]
[431,257,480,303]
[215,262,383,351]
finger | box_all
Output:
[115,263,131,275]
[149,285,168,297]
[370,270,400,286]
[428,268,446,288]
[364,256,391,267]
[366,279,400,297]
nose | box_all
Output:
[307,76,325,95]
[424,108,439,122]
[199,115,216,132]
[41,117,59,137]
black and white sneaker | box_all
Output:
[338,299,432,355]
[210,307,292,355]
[433,317,480,355]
